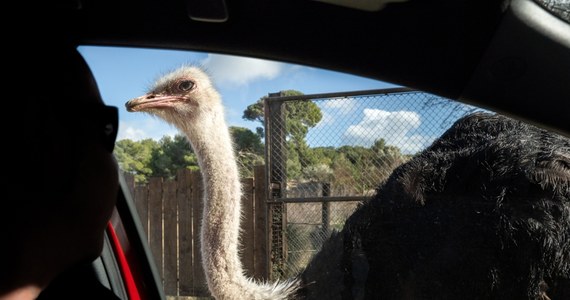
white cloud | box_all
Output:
[118,118,179,141]
[313,98,358,129]
[343,109,431,153]
[314,111,335,128]
[120,125,147,141]
[396,135,434,155]
[201,54,283,86]
[321,97,357,114]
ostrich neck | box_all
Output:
[184,113,249,298]
[180,111,298,300]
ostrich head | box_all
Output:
[125,66,222,132]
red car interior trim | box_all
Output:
[107,222,142,300]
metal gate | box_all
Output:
[263,88,478,279]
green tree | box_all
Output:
[243,90,322,179]
[307,147,337,166]
[150,134,199,179]
[370,138,409,183]
[230,126,264,155]
[336,145,374,193]
[286,149,302,180]
[230,126,265,177]
[331,153,358,194]
[114,138,159,183]
[371,138,402,161]
[115,127,267,182]
[242,90,322,140]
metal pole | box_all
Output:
[322,182,331,237]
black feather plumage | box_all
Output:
[301,112,570,300]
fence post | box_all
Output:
[241,177,255,277]
[191,170,208,295]
[122,172,135,197]
[265,92,288,280]
[177,169,193,296]
[163,179,178,295]
[148,177,164,281]
[134,184,149,239]
[253,165,268,280]
[322,182,331,237]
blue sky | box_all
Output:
[78,45,474,154]
[79,46,395,137]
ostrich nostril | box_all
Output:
[147,94,156,99]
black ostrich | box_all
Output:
[126,65,570,300]
[302,112,570,300]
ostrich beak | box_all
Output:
[125,93,184,112]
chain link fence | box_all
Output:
[264,88,480,279]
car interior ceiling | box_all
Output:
[48,0,569,138]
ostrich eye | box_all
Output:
[178,80,194,91]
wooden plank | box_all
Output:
[253,165,268,280]
[122,172,136,197]
[163,179,178,295]
[134,184,149,239]
[148,177,164,281]
[241,177,255,277]
[191,171,208,295]
[177,169,194,296]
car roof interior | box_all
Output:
[48,0,569,136]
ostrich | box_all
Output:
[126,65,570,300]
[126,66,300,300]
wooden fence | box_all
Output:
[123,165,269,297]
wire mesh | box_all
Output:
[283,199,360,277]
[265,89,480,278]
